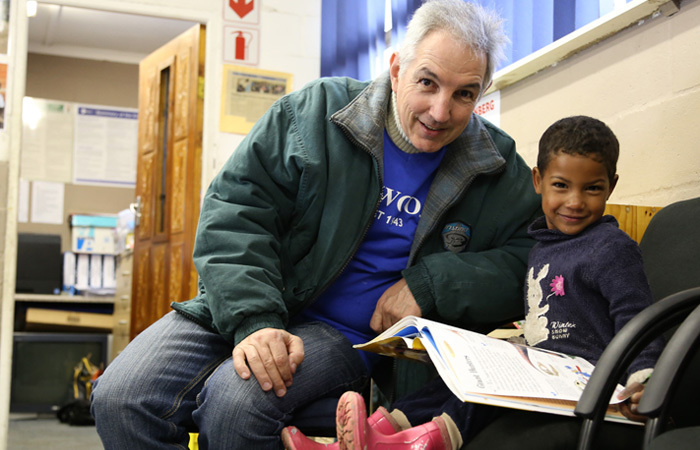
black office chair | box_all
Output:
[638,196,700,303]
[574,196,700,449]
[637,301,700,449]
[574,287,700,450]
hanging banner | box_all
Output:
[73,104,138,187]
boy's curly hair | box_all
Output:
[537,115,619,182]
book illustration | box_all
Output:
[523,264,550,346]
[355,315,633,424]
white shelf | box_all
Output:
[14,293,115,304]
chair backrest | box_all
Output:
[638,197,700,436]
[638,299,700,448]
[639,196,700,301]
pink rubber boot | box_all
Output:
[336,391,452,450]
[282,404,401,450]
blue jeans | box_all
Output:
[91,311,369,449]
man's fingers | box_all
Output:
[232,328,306,397]
[370,279,421,333]
[232,346,251,379]
[267,336,294,392]
[369,309,383,333]
[236,341,275,392]
[286,333,305,374]
[248,334,289,395]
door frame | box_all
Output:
[0,1,217,447]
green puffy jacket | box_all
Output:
[172,74,541,353]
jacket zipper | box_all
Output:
[299,122,384,311]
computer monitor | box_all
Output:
[15,233,63,294]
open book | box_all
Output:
[355,316,634,424]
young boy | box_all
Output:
[460,116,666,449]
[281,116,664,449]
[524,115,663,417]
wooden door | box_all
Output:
[130,25,205,339]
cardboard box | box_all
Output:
[71,214,118,255]
[72,226,117,254]
[71,214,118,228]
[25,308,113,331]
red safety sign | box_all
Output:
[223,26,259,65]
[224,0,260,24]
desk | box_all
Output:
[13,293,115,355]
[14,293,115,304]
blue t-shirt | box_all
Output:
[294,132,446,369]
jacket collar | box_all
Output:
[330,73,507,261]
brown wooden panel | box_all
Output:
[169,242,185,303]
[170,139,187,234]
[136,152,154,241]
[174,46,191,141]
[139,69,157,155]
[130,245,152,339]
[151,243,168,319]
[605,204,662,243]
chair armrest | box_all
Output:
[637,299,700,447]
[575,287,700,450]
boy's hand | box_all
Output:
[232,328,305,397]
[617,382,648,423]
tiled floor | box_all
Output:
[7,414,335,449]
[8,414,103,450]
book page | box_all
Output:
[424,322,625,403]
[356,316,631,423]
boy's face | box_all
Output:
[533,152,618,235]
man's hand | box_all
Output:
[370,278,421,333]
[232,328,305,397]
[617,382,648,423]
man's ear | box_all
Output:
[532,167,543,194]
[389,52,400,92]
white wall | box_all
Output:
[211,0,322,183]
[499,0,700,206]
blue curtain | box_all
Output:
[321,0,386,81]
[321,0,632,80]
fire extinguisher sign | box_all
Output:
[223,26,260,65]
[224,0,260,25]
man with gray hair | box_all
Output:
[91,1,540,448]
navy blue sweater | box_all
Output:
[523,215,663,381]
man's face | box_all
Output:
[390,30,487,153]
